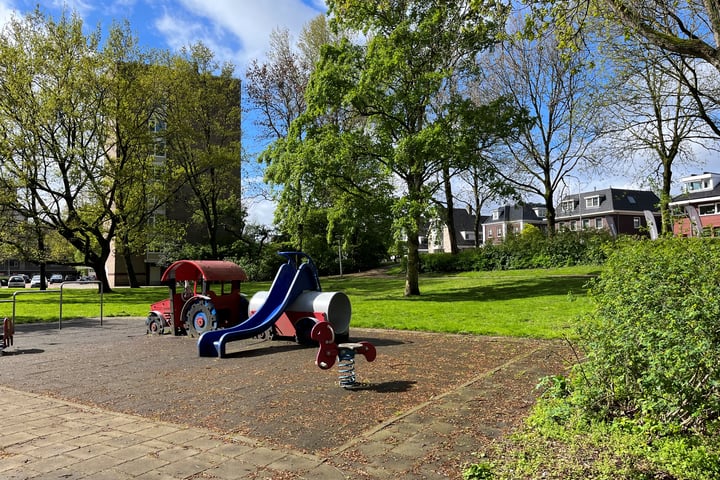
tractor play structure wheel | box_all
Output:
[146,313,164,335]
[184,301,217,337]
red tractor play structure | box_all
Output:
[146,259,251,336]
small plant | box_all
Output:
[462,461,494,480]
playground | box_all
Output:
[0,318,570,478]
[0,256,574,477]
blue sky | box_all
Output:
[0,1,327,225]
[1,1,718,226]
[0,1,326,70]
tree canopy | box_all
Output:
[264,0,523,295]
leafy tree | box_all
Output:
[245,24,317,253]
[478,22,604,233]
[249,17,394,272]
[598,44,718,234]
[0,9,151,292]
[278,0,514,295]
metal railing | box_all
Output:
[4,281,104,329]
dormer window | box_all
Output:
[533,207,547,218]
[687,179,712,192]
[561,200,575,213]
[492,210,500,220]
[585,196,600,208]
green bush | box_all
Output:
[574,237,720,432]
[419,230,612,273]
[419,252,461,273]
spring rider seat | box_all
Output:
[311,321,376,389]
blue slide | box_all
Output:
[197,252,321,358]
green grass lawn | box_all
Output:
[323,266,598,338]
[1,265,599,339]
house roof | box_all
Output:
[483,203,545,224]
[556,188,659,219]
[670,182,720,205]
[452,208,476,231]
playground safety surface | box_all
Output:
[0,318,573,479]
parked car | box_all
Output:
[48,274,64,284]
[30,275,43,288]
[7,275,26,288]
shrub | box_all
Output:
[573,237,720,432]
[418,230,612,273]
[419,252,461,273]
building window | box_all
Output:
[149,118,167,158]
[487,229,493,238]
[582,219,590,229]
[633,217,641,228]
[461,231,475,241]
[687,180,711,192]
[699,204,718,215]
[492,210,500,220]
[561,200,575,213]
[570,220,577,231]
[595,218,603,229]
[533,207,547,218]
[585,196,600,208]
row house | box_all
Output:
[482,203,547,245]
[669,172,720,237]
[555,188,661,238]
[427,208,487,253]
[426,187,662,253]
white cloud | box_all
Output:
[246,197,276,226]
[157,0,325,73]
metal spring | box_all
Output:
[337,348,357,388]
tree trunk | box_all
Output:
[472,174,483,247]
[544,177,556,235]
[123,250,140,288]
[91,259,113,293]
[37,234,48,290]
[660,159,673,235]
[405,227,421,296]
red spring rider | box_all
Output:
[311,321,376,389]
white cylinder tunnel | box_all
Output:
[248,290,351,335]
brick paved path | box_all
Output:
[0,319,571,479]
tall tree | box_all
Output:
[245,26,315,252]
[599,44,718,234]
[248,17,394,272]
[163,43,243,259]
[0,9,153,292]
[478,26,603,233]
[276,0,514,296]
